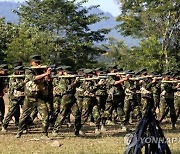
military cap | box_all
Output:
[30,55,41,62]
[62,66,72,71]
[13,66,24,72]
[14,61,23,67]
[84,69,93,74]
[140,68,147,73]
[56,66,63,71]
[108,64,118,69]
[95,67,103,71]
[0,64,8,71]
[126,70,135,75]
[162,71,171,77]
[118,68,124,72]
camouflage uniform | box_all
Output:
[104,76,124,123]
[93,79,107,129]
[140,79,154,114]
[2,77,24,129]
[151,82,161,110]
[174,89,180,121]
[0,77,5,123]
[159,82,176,128]
[53,78,76,133]
[17,68,49,137]
[124,80,140,123]
[72,80,84,135]
[52,77,63,125]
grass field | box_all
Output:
[0,95,179,154]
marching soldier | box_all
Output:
[52,66,78,136]
[2,66,25,132]
[159,72,177,129]
[16,55,50,138]
[0,64,8,125]
[103,65,125,128]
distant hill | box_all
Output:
[0,1,138,46]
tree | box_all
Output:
[14,0,109,69]
[4,25,56,66]
[0,18,18,63]
[115,0,180,71]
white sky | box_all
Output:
[0,0,121,16]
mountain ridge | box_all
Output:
[0,1,138,46]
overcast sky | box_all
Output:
[0,0,121,16]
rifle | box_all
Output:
[107,72,126,76]
[161,80,180,83]
[52,75,83,78]
[0,75,25,78]
[80,76,107,81]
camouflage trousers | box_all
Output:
[124,95,141,123]
[72,96,94,135]
[92,95,106,128]
[17,96,49,135]
[0,97,5,123]
[103,95,124,123]
[3,97,24,129]
[53,94,75,132]
[174,95,180,121]
[159,97,176,126]
[141,96,154,115]
[153,94,160,110]
[51,96,62,126]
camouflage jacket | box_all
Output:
[9,77,24,100]
[0,76,8,97]
[53,77,75,96]
[161,82,177,98]
[95,79,107,96]
[24,68,48,97]
[124,80,136,99]
[106,76,124,101]
[151,82,161,96]
[82,80,96,97]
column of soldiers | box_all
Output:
[0,55,179,139]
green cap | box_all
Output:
[84,69,93,74]
[30,55,41,62]
[0,64,8,71]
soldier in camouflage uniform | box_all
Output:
[139,70,154,115]
[2,66,25,131]
[92,68,107,133]
[0,64,8,125]
[159,73,177,129]
[16,55,50,138]
[103,66,125,128]
[52,67,78,135]
[51,66,64,126]
[123,73,141,124]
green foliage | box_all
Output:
[114,0,180,71]
[4,25,55,66]
[12,0,109,69]
[0,18,18,63]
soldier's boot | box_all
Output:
[1,126,7,133]
[15,120,19,127]
[79,130,86,136]
[172,123,176,130]
[40,133,50,140]
[52,130,58,137]
[15,132,22,138]
[95,127,101,135]
[100,124,107,132]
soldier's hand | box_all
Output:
[46,68,51,75]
